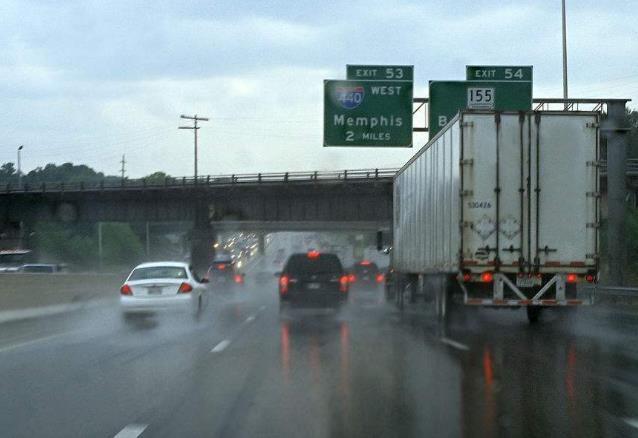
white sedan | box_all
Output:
[120,262,209,320]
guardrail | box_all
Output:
[588,285,638,306]
[1,168,399,194]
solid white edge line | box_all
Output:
[440,337,470,351]
[625,418,638,429]
[211,339,231,353]
[114,423,148,438]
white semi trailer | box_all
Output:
[387,111,600,323]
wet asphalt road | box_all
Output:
[0,279,637,438]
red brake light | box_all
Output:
[585,274,595,283]
[375,273,384,283]
[234,274,243,284]
[307,250,320,259]
[566,273,577,284]
[279,275,289,295]
[178,282,193,293]
[359,260,371,266]
[481,272,493,283]
[120,284,132,295]
[339,275,349,293]
[348,274,356,283]
[462,272,471,282]
[217,264,226,271]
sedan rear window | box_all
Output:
[129,267,187,280]
[284,254,343,274]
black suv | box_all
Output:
[206,254,243,287]
[348,260,384,289]
[278,251,349,309]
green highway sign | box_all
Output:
[466,65,533,82]
[346,65,414,81]
[324,79,413,147]
[428,80,532,137]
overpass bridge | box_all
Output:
[0,168,395,268]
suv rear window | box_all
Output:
[284,254,343,275]
[353,263,379,275]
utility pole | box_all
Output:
[561,0,569,109]
[17,145,24,188]
[120,154,126,182]
[179,114,209,180]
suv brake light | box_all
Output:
[279,275,289,295]
[339,275,349,293]
[178,282,193,293]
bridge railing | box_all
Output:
[1,168,399,194]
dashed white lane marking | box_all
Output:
[245,315,256,323]
[440,337,470,351]
[211,339,231,353]
[0,332,72,354]
[114,423,148,438]
[625,418,638,429]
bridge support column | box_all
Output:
[604,100,630,285]
[190,204,214,276]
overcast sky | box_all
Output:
[1,0,636,177]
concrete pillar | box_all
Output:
[257,232,266,256]
[604,100,630,285]
[190,203,214,275]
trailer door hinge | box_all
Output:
[586,192,601,198]
[586,253,600,259]
[586,161,601,168]
[461,122,474,128]
[586,122,599,128]
[460,190,473,197]
[586,222,601,229]
[460,159,474,166]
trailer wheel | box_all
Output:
[526,306,542,324]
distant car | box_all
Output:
[348,260,384,289]
[277,251,349,309]
[18,264,64,273]
[206,254,244,288]
[119,262,209,320]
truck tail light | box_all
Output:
[279,275,289,295]
[566,273,577,283]
[462,272,471,282]
[481,272,493,283]
[585,274,595,283]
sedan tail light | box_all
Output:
[339,275,349,293]
[178,282,193,293]
[279,275,289,295]
[120,284,132,295]
[375,273,384,283]
[234,274,243,284]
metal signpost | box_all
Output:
[324,79,413,147]
[346,65,414,81]
[428,80,532,137]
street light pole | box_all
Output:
[561,0,569,109]
[179,114,209,180]
[17,145,24,188]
